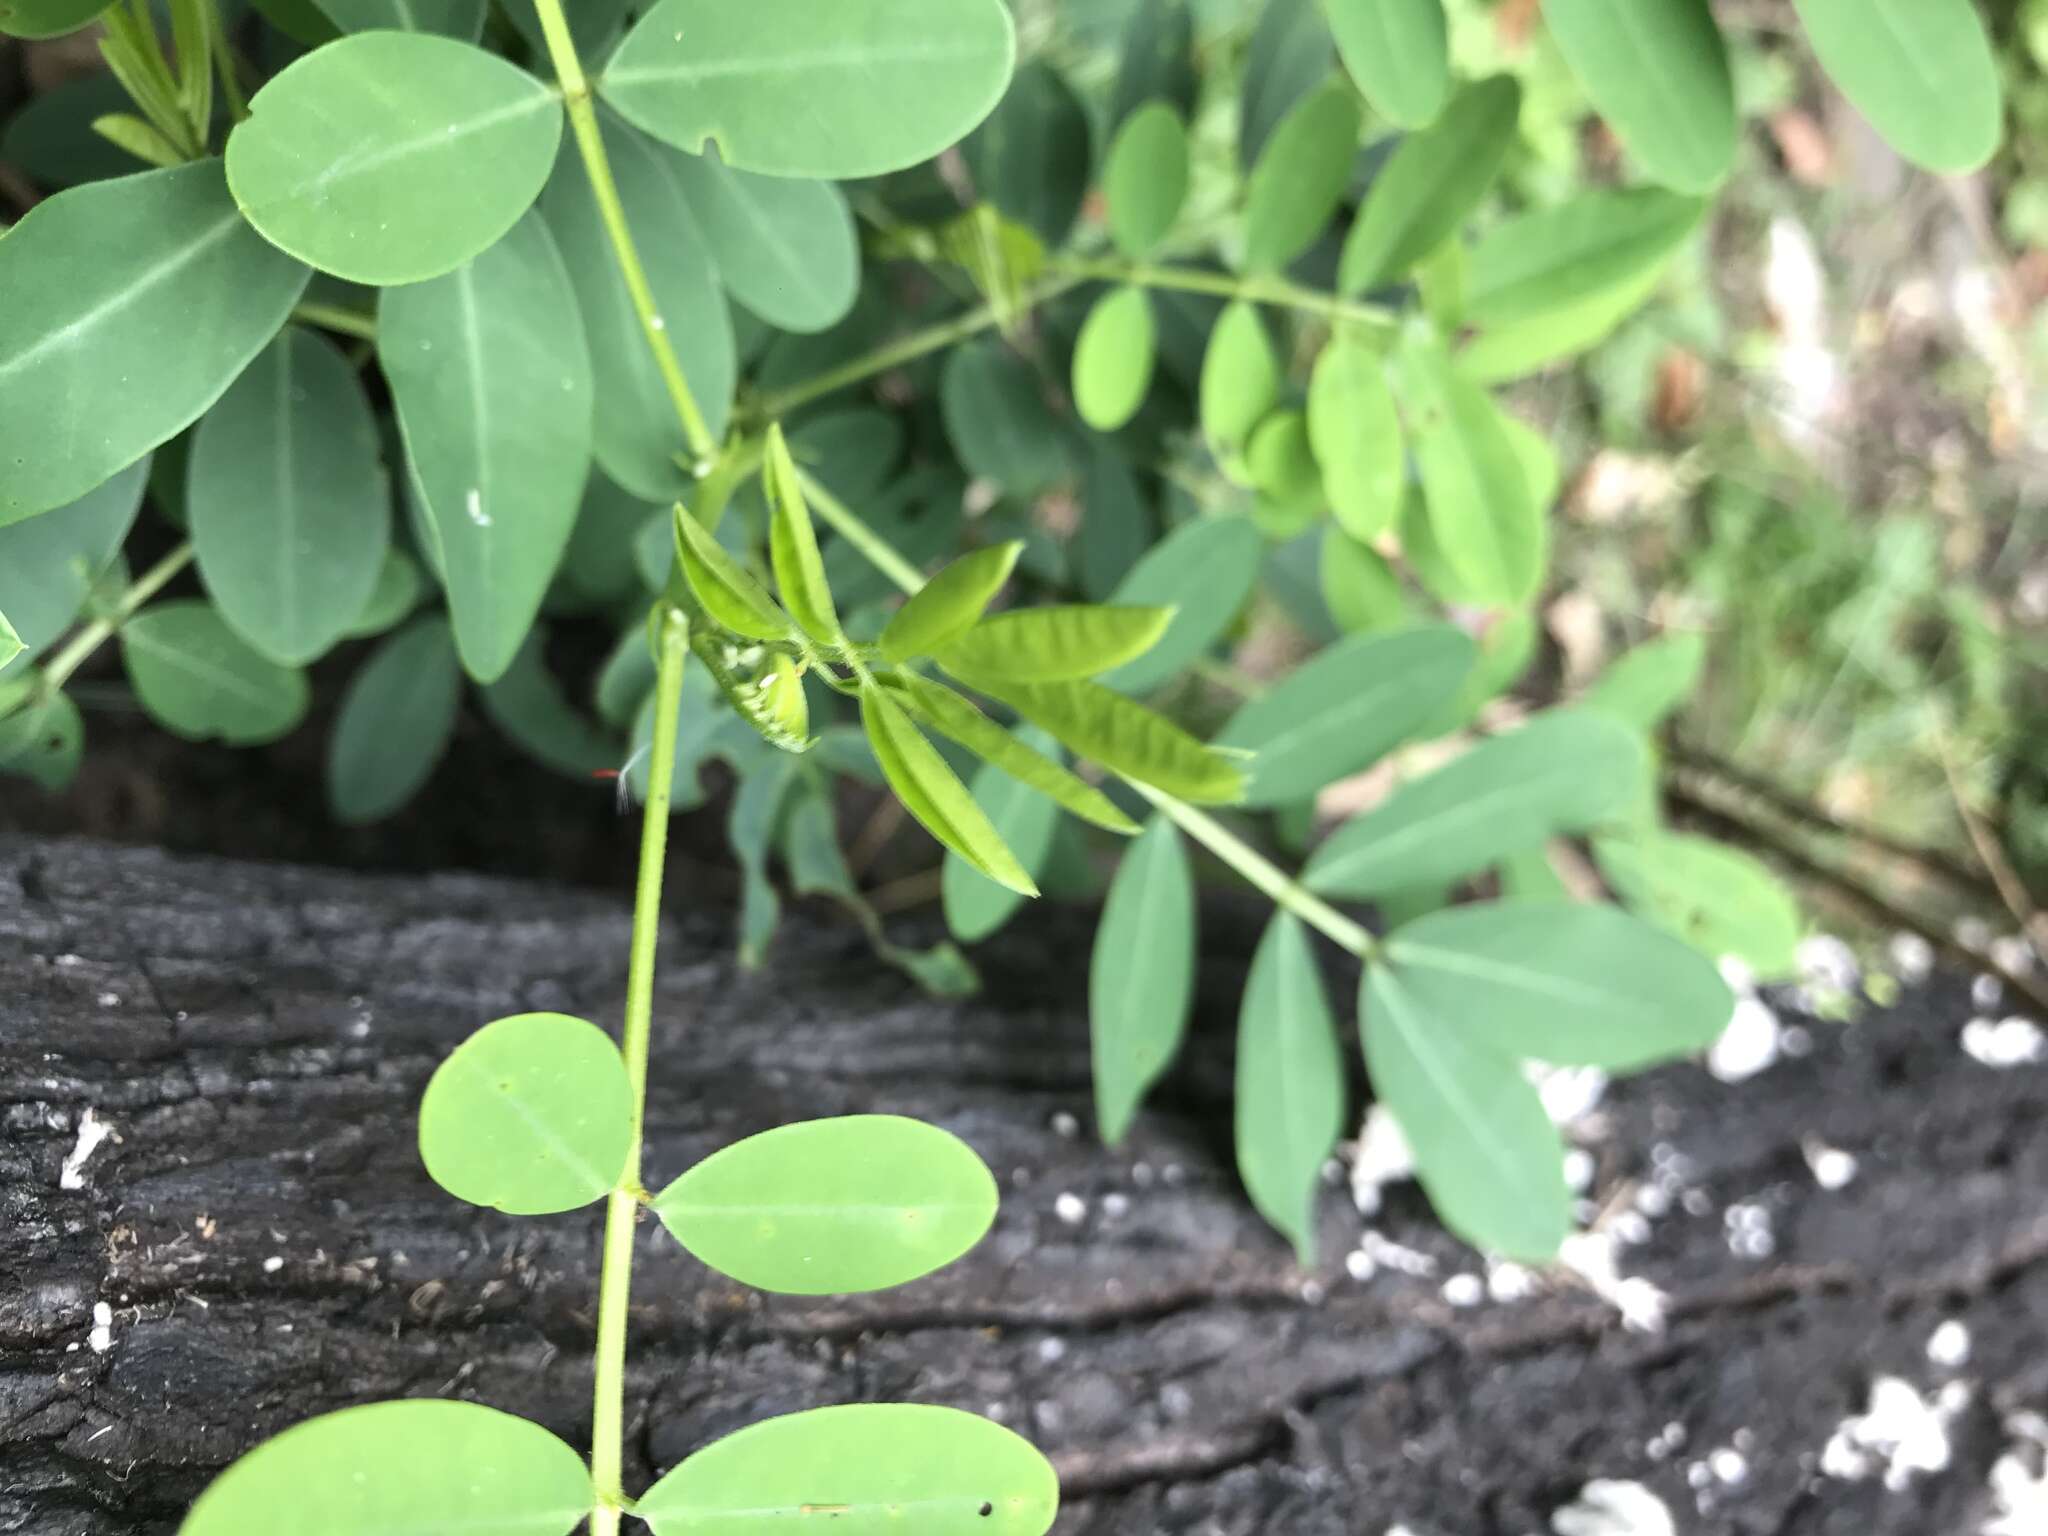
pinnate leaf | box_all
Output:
[418,1012,632,1214]
[655,1115,997,1294]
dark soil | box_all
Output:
[2,835,2044,1535]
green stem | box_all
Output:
[1130,783,1379,960]
[291,301,378,340]
[754,272,1087,420]
[589,607,689,1534]
[1053,256,1399,334]
[38,541,194,698]
[795,470,929,596]
[832,498,1377,963]
[528,0,717,468]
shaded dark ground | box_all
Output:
[2,832,2044,1536]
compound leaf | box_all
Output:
[654,1115,998,1294]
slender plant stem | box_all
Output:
[588,608,689,1532]
[755,272,1086,420]
[291,301,378,340]
[1052,256,1400,334]
[528,0,717,467]
[37,542,194,698]
[824,494,1377,962]
[795,471,929,596]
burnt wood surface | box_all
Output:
[2,835,2045,1535]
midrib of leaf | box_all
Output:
[1314,768,1567,889]
[1270,924,1322,1173]
[605,37,1000,90]
[1608,0,1721,183]
[450,255,499,643]
[126,629,278,714]
[245,89,552,213]
[0,204,246,385]
[271,340,301,649]
[1387,937,1627,1016]
[1248,671,1410,763]
[450,1050,613,1194]
[1113,830,1176,1033]
[710,171,830,309]
[646,1493,1055,1521]
[659,1199,986,1219]
[1372,967,1533,1197]
[1866,0,1949,115]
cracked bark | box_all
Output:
[3,836,2045,1536]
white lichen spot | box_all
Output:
[1963,1016,2045,1068]
[1441,1273,1484,1308]
[96,990,120,1007]
[89,1301,113,1353]
[263,1255,285,1274]
[1052,1192,1087,1226]
[1985,1413,2048,1536]
[1821,1375,1964,1490]
[1536,1064,1609,1127]
[1709,1448,1749,1485]
[1349,1105,1415,1216]
[1710,995,1782,1082]
[1551,1478,1677,1536]
[1802,1139,1859,1190]
[1035,1336,1066,1365]
[59,1108,115,1190]
[1559,1231,1668,1333]
[1487,1260,1539,1303]
[1359,1229,1437,1277]
[1927,1319,1972,1369]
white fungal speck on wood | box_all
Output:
[59,1108,115,1190]
[1802,1138,1859,1190]
[1052,1192,1087,1226]
[1926,1319,1972,1369]
[1559,1231,1668,1333]
[1709,995,1782,1082]
[1821,1375,1965,1490]
[1551,1478,1677,1536]
[1440,1273,1483,1308]
[1985,1412,2048,1536]
[88,1301,113,1353]
[1348,1105,1415,1215]
[1962,1016,2045,1068]
[263,1255,284,1274]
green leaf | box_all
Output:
[940,605,1173,684]
[121,600,309,745]
[1308,334,1404,544]
[887,672,1138,835]
[349,549,426,641]
[964,60,1092,248]
[1103,100,1189,260]
[1199,301,1281,466]
[543,114,735,500]
[1460,259,1667,383]
[382,211,594,682]
[226,33,562,285]
[1380,899,1737,1069]
[1100,515,1264,694]
[1579,632,1707,732]
[315,0,486,37]
[1072,285,1157,433]
[1793,0,2000,174]
[1361,959,1569,1261]
[1325,0,1449,129]
[1077,441,1150,601]
[0,684,83,790]
[1306,709,1646,898]
[0,0,108,37]
[635,1404,1057,1536]
[1244,77,1362,273]
[181,1399,593,1536]
[1338,74,1518,294]
[1541,0,1735,194]
[0,458,147,681]
[1245,409,1324,540]
[0,610,20,672]
[1595,832,1802,979]
[672,505,792,642]
[1218,626,1474,806]
[972,674,1246,804]
[879,543,1023,662]
[662,151,858,334]
[189,329,389,665]
[654,1115,998,1294]
[0,163,309,525]
[1465,189,1704,329]
[862,686,1037,896]
[1092,815,1195,1143]
[602,0,1016,179]
[1111,0,1197,125]
[1235,911,1345,1263]
[418,1011,632,1214]
[248,0,340,45]
[327,616,461,824]
[2,71,134,188]
[1241,0,1334,168]
[1395,331,1542,607]
[1320,526,1412,634]
[940,341,1070,498]
[763,424,841,647]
